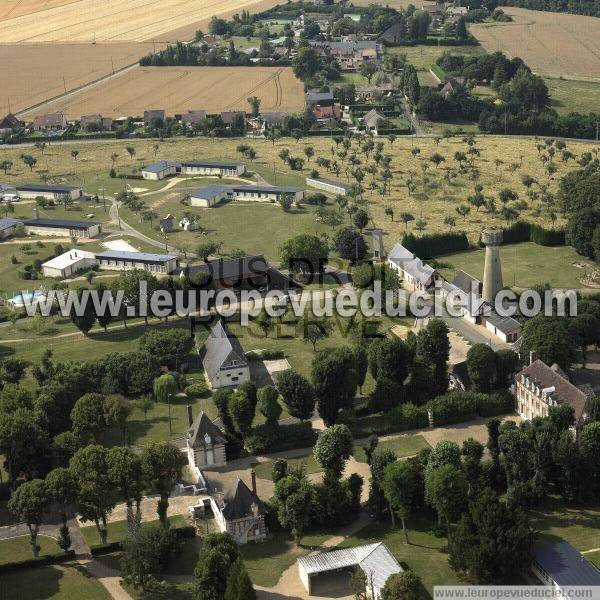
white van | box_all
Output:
[1,193,19,202]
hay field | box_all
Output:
[26,67,305,119]
[0,0,280,43]
[1,43,165,115]
[0,0,78,21]
[470,8,600,80]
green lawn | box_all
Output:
[545,77,600,115]
[437,242,596,289]
[387,44,487,71]
[586,550,600,569]
[530,495,600,553]
[80,514,186,547]
[240,530,331,587]
[0,534,61,565]
[0,562,111,600]
[338,516,460,597]
[353,434,431,463]
[253,452,322,481]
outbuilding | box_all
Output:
[95,250,179,273]
[0,217,23,240]
[306,176,349,196]
[16,184,83,201]
[24,218,101,238]
[42,249,97,278]
[190,184,304,208]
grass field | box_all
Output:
[352,434,431,463]
[28,66,305,119]
[437,242,596,290]
[546,77,600,115]
[0,534,61,565]
[0,562,111,599]
[253,452,322,481]
[470,8,600,80]
[388,44,486,71]
[0,42,164,116]
[0,0,280,43]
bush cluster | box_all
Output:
[245,421,316,454]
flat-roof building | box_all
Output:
[190,184,304,208]
[141,160,245,180]
[306,176,350,196]
[24,218,101,238]
[42,249,97,278]
[17,184,83,201]
[95,250,179,274]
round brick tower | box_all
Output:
[481,228,503,303]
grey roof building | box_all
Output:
[186,411,227,470]
[387,243,439,291]
[0,217,23,232]
[200,319,250,389]
[298,542,402,597]
[532,542,600,587]
[453,269,483,296]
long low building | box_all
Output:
[95,250,179,274]
[306,176,349,196]
[16,184,83,201]
[190,184,304,208]
[141,160,246,180]
[42,249,97,278]
[24,218,101,238]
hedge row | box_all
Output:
[0,550,76,573]
[427,390,513,427]
[245,421,317,454]
[402,231,470,258]
[489,221,565,247]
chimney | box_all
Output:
[530,351,537,365]
[251,469,257,496]
[187,405,193,427]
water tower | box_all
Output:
[481,228,503,303]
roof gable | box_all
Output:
[202,319,247,381]
[187,411,226,448]
[220,478,266,520]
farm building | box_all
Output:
[143,109,165,124]
[24,217,101,238]
[0,113,20,134]
[532,542,600,588]
[186,411,227,473]
[141,160,246,180]
[95,250,179,273]
[210,473,268,544]
[297,543,402,598]
[201,318,250,389]
[181,110,207,127]
[17,184,83,201]
[305,91,334,107]
[0,217,23,240]
[175,255,301,293]
[31,112,66,131]
[515,360,592,425]
[312,103,342,123]
[190,184,304,208]
[388,243,440,291]
[80,114,112,131]
[306,177,349,196]
[41,249,97,278]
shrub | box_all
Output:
[184,381,209,398]
[245,421,316,454]
[428,390,513,426]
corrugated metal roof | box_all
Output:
[24,218,99,229]
[192,184,228,199]
[142,161,178,173]
[533,542,600,586]
[0,217,23,231]
[95,250,176,263]
[298,543,402,596]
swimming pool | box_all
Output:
[8,290,47,308]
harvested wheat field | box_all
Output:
[2,42,165,115]
[0,0,280,43]
[0,0,78,21]
[471,8,600,80]
[26,67,305,119]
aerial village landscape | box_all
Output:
[0,0,599,598]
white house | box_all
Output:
[95,250,179,274]
[186,411,227,474]
[201,318,250,388]
[42,249,97,278]
[387,243,440,291]
[190,184,304,208]
[141,160,246,180]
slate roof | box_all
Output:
[187,411,226,449]
[388,243,436,285]
[202,319,247,382]
[219,477,266,520]
[533,542,600,585]
[177,255,270,280]
[305,91,334,106]
[142,161,178,174]
[95,250,176,264]
[453,269,482,295]
[483,306,522,335]
[192,184,228,199]
[518,360,591,424]
[0,218,23,231]
[24,218,99,229]
[298,543,402,597]
[0,113,20,129]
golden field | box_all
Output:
[470,8,600,80]
[0,0,78,21]
[1,42,166,115]
[26,66,306,118]
[0,0,280,43]
[0,135,595,249]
